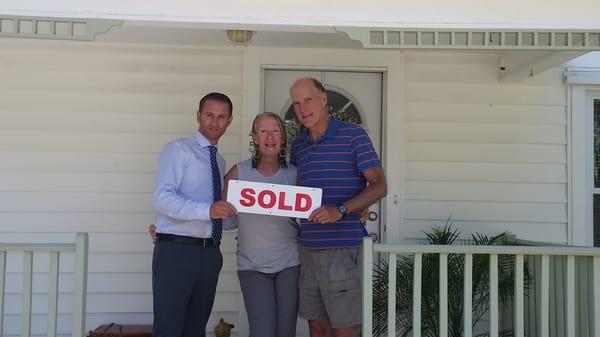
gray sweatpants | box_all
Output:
[238,265,299,337]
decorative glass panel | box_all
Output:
[284,89,362,146]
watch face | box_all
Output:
[338,204,348,214]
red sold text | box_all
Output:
[239,188,312,211]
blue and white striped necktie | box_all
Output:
[208,146,222,245]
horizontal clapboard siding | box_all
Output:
[0,152,240,174]
[0,38,244,336]
[405,181,566,203]
[0,130,240,153]
[402,51,567,242]
[405,102,566,124]
[405,162,566,183]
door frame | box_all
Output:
[242,46,405,244]
[240,46,404,337]
[569,83,600,246]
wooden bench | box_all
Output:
[88,324,152,337]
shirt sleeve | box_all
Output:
[222,215,239,230]
[351,128,381,173]
[152,141,212,220]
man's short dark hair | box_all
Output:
[198,92,233,116]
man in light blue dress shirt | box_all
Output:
[152,92,237,337]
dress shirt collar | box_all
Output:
[194,131,216,149]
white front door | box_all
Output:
[263,69,384,241]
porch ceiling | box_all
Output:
[98,22,596,81]
[0,16,592,82]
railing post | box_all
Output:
[514,255,524,337]
[48,251,60,337]
[362,237,373,337]
[566,255,575,337]
[464,254,473,337]
[541,255,550,337]
[0,251,5,337]
[594,256,600,337]
[439,253,448,337]
[387,253,396,337]
[490,254,498,337]
[72,233,88,337]
[413,253,422,337]
[21,251,33,337]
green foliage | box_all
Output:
[372,222,530,337]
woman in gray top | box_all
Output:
[222,112,299,337]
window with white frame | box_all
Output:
[594,98,600,246]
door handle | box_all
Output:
[368,232,378,241]
[368,211,378,221]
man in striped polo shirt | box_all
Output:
[289,78,388,337]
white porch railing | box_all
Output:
[362,237,600,337]
[0,233,88,337]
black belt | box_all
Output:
[157,233,218,247]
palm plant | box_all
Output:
[372,223,529,337]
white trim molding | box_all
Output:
[570,85,600,246]
[0,15,122,40]
[566,67,600,85]
[337,27,600,51]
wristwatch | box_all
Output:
[337,203,348,217]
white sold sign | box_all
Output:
[227,180,322,218]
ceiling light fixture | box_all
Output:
[225,29,255,45]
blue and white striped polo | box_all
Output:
[290,117,381,249]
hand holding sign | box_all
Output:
[308,205,344,224]
[209,200,237,219]
[227,180,322,218]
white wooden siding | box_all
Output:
[402,52,568,243]
[0,39,577,336]
[0,38,244,337]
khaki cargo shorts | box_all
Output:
[298,246,362,328]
